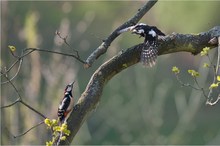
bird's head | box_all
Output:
[119,23,165,44]
[118,23,148,38]
[64,81,75,94]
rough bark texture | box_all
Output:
[58,26,220,145]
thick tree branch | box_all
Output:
[85,0,158,68]
[158,26,220,55]
[58,26,220,145]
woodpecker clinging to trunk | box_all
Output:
[118,23,165,67]
[57,81,75,123]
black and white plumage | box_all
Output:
[58,81,75,123]
[140,42,158,67]
[119,23,165,67]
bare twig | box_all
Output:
[55,30,80,58]
[0,99,20,109]
[1,49,24,74]
[1,71,47,119]
[20,101,46,119]
[85,0,158,68]
[175,74,200,90]
[13,121,45,138]
[206,36,220,105]
[174,73,209,100]
[1,71,23,99]
[24,48,86,64]
[1,44,85,84]
[1,58,23,84]
[9,49,20,59]
[193,77,209,99]
[1,49,33,84]
[206,95,220,106]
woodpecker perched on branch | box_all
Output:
[58,81,75,123]
[119,23,165,67]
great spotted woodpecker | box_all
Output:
[58,81,75,123]
[119,23,165,67]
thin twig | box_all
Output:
[20,100,46,119]
[55,31,80,58]
[1,71,22,99]
[175,74,200,90]
[1,49,27,84]
[24,48,86,64]
[206,36,220,105]
[1,71,47,118]
[174,72,209,100]
[0,99,21,109]
[13,121,45,138]
[1,58,23,84]
[9,49,20,59]
[193,77,208,99]
[1,58,22,77]
[206,95,220,106]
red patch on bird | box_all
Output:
[64,110,71,117]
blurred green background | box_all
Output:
[1,1,220,145]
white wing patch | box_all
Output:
[149,29,156,37]
[59,98,67,109]
[138,23,147,26]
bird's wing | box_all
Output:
[152,26,165,36]
[59,95,71,111]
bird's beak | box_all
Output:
[69,81,75,87]
[118,25,136,34]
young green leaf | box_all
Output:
[46,141,53,146]
[217,76,220,81]
[209,83,219,89]
[8,45,16,52]
[200,47,210,56]
[188,69,200,77]
[172,66,180,74]
[203,63,210,68]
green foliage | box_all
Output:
[217,76,220,81]
[46,141,53,146]
[200,47,210,56]
[209,83,219,89]
[203,63,210,68]
[172,66,180,74]
[172,46,219,106]
[188,69,200,77]
[44,118,70,146]
[8,45,16,52]
[209,76,220,89]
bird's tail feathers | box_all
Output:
[140,44,158,67]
